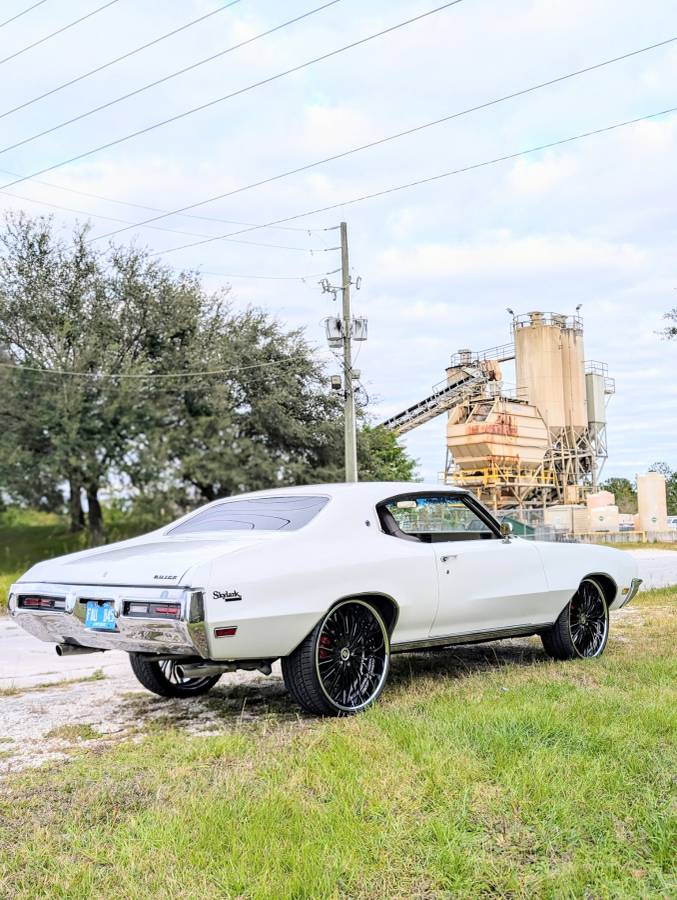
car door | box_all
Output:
[429,495,549,636]
[380,493,549,639]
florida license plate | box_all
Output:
[84,600,116,630]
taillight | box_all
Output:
[123,601,181,619]
[19,596,65,610]
[150,604,181,617]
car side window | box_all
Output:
[379,494,497,543]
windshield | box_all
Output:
[168,495,329,534]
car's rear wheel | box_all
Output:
[129,653,221,697]
[541,577,609,661]
[282,599,390,716]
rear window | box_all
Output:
[168,495,329,535]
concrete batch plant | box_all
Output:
[382,311,616,512]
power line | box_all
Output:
[0,186,334,252]
[150,105,677,257]
[0,0,344,155]
[87,35,677,244]
[0,0,465,192]
[0,1,241,120]
[199,268,340,281]
[0,0,49,31]
[0,0,121,67]
[0,164,330,234]
[0,356,319,380]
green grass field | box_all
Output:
[0,509,158,611]
[0,586,675,898]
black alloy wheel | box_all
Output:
[282,599,390,716]
[568,578,609,658]
[541,578,609,661]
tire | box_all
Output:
[541,577,610,661]
[282,599,390,717]
[128,653,221,698]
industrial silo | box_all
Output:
[560,320,588,435]
[514,312,566,434]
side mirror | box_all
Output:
[499,521,513,542]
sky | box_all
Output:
[1,0,676,483]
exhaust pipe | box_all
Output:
[56,643,104,657]
[176,660,272,679]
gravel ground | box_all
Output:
[1,548,674,775]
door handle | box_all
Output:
[439,554,457,563]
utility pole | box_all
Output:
[340,221,358,482]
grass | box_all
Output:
[0,588,674,899]
[0,509,158,612]
[596,540,677,551]
[44,724,101,742]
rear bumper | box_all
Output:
[617,577,642,609]
[7,582,209,657]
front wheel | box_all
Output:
[282,599,390,716]
[129,653,221,698]
[541,578,609,661]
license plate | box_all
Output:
[84,600,116,631]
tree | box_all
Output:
[662,309,677,340]
[598,477,637,514]
[0,213,417,540]
[133,312,418,504]
[0,213,212,541]
[358,425,418,482]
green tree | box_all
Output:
[598,476,637,514]
[0,213,210,541]
[0,213,417,540]
[358,425,418,482]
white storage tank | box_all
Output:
[588,505,620,532]
[637,472,668,532]
[586,372,607,426]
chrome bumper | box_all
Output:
[7,582,209,657]
[618,577,643,609]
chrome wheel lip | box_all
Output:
[568,579,609,659]
[315,599,390,713]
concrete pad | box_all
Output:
[626,549,677,590]
[0,617,129,690]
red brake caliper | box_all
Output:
[319,633,332,660]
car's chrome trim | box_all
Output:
[617,577,642,609]
[392,623,546,653]
[8,581,209,657]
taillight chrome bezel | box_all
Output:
[122,600,182,620]
[17,594,67,611]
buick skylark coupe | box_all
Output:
[9,483,641,716]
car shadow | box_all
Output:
[119,638,549,732]
[387,636,548,687]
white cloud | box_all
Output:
[376,234,647,280]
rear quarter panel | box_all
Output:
[190,525,439,660]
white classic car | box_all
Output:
[9,483,641,716]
